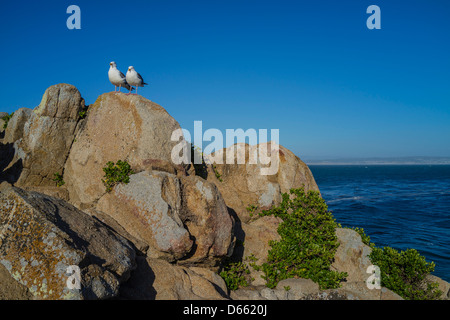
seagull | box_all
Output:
[108,61,133,93]
[126,66,148,95]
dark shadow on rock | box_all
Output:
[117,256,157,300]
[42,196,93,261]
[86,208,149,257]
[23,191,97,260]
[190,143,208,179]
[209,279,230,300]
[0,142,23,184]
[0,159,23,185]
[20,190,106,269]
[223,206,246,264]
[176,235,198,264]
[0,142,15,171]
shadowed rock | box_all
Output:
[0,182,136,300]
[96,171,234,267]
[2,84,84,187]
[120,256,229,300]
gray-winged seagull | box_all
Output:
[126,66,148,95]
[108,61,133,93]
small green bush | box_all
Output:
[369,246,442,300]
[78,110,87,119]
[102,160,134,192]
[213,164,223,182]
[78,105,89,119]
[258,187,347,289]
[220,261,251,291]
[246,204,258,217]
[53,172,65,187]
[343,225,442,300]
[2,112,14,130]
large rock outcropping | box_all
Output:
[1,84,448,301]
[2,84,84,187]
[64,92,185,208]
[96,171,234,266]
[205,142,319,223]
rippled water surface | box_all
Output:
[309,165,450,282]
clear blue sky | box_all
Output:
[1,0,449,159]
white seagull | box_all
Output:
[126,66,148,95]
[108,61,133,93]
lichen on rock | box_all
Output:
[0,182,136,300]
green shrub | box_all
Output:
[219,187,443,299]
[78,105,89,119]
[2,112,14,130]
[213,164,223,182]
[220,261,251,291]
[246,204,258,217]
[78,110,87,119]
[102,160,134,192]
[258,187,347,289]
[53,172,65,187]
[369,246,442,300]
[343,225,442,299]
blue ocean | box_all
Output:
[309,165,450,282]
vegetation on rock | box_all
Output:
[53,172,65,187]
[219,261,252,291]
[78,104,89,119]
[246,204,258,217]
[346,226,374,248]
[370,246,442,300]
[256,187,347,289]
[2,112,14,130]
[102,160,134,192]
[212,164,223,182]
[347,227,442,300]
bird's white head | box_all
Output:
[110,61,117,68]
[128,66,135,72]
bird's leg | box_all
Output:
[114,86,117,92]
[135,86,138,95]
[119,84,122,93]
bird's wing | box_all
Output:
[137,73,147,85]
[119,71,126,79]
[123,82,135,91]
